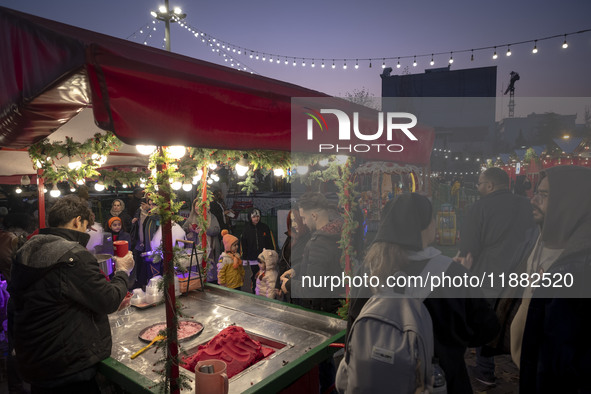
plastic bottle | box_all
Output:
[432,358,447,394]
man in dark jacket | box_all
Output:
[240,207,275,293]
[281,193,344,313]
[8,195,133,393]
[280,192,344,393]
[458,167,535,387]
[519,166,591,394]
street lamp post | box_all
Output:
[150,0,186,52]
[149,3,186,394]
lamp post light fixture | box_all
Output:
[150,1,186,52]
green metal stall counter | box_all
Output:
[100,284,347,393]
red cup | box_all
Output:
[113,240,129,258]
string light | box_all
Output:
[332,60,336,69]
[162,20,591,73]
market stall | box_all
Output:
[0,6,434,393]
[104,285,346,393]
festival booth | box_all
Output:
[0,6,434,393]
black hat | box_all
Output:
[373,193,433,251]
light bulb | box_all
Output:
[235,159,249,177]
[562,36,568,49]
[207,178,213,184]
[296,165,309,175]
[192,176,199,185]
[136,145,156,155]
[158,5,167,13]
[211,174,220,182]
[449,53,453,64]
[122,184,128,188]
[76,179,85,185]
[50,184,61,197]
[171,180,182,190]
[413,57,417,67]
[208,163,217,170]
[182,183,192,192]
[430,56,434,66]
[173,7,182,14]
[68,160,82,170]
[94,182,105,192]
[273,168,285,177]
[396,59,401,68]
[336,155,348,165]
[15,187,22,194]
[166,145,186,159]
[70,187,76,192]
[532,40,538,53]
[150,11,157,17]
[506,46,511,56]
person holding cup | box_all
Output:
[8,195,134,392]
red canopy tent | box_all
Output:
[0,6,434,162]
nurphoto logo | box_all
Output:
[304,107,419,153]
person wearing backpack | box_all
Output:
[340,193,499,394]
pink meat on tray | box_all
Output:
[181,325,275,378]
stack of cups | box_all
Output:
[130,288,146,305]
[145,276,164,304]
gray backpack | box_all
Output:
[336,255,451,394]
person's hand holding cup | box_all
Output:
[115,251,135,276]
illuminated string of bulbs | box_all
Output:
[127,20,161,46]
[168,21,591,71]
[171,17,257,73]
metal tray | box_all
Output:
[138,320,204,343]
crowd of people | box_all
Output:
[0,165,590,393]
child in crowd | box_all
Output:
[217,230,245,290]
[108,216,131,244]
[255,249,279,299]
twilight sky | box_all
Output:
[2,0,591,112]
